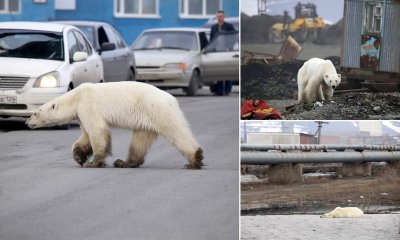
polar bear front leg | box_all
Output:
[82,122,111,168]
[72,128,93,166]
[316,85,324,102]
[304,76,323,103]
[114,130,157,168]
[322,83,334,101]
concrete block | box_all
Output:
[268,163,303,184]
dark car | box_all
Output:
[56,21,136,82]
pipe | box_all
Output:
[241,144,400,152]
[241,151,400,165]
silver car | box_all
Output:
[132,28,239,96]
[57,21,136,82]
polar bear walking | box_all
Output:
[320,207,364,218]
[26,82,204,169]
[297,58,341,103]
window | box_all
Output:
[0,30,63,60]
[68,30,92,61]
[0,0,20,13]
[365,1,382,33]
[115,0,159,18]
[180,0,221,18]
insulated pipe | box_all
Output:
[241,144,400,152]
[241,151,400,165]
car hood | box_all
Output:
[0,58,64,77]
[134,50,196,67]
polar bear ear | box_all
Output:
[337,74,341,79]
[324,74,329,80]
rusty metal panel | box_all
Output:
[379,1,400,73]
[342,0,364,69]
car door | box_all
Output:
[100,26,130,82]
[67,30,101,86]
[201,32,239,83]
[73,30,102,83]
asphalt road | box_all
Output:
[0,87,239,240]
[242,214,400,240]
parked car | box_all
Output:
[56,21,136,82]
[0,21,104,118]
[131,28,239,96]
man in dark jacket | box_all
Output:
[210,10,235,40]
[210,10,235,96]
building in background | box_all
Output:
[0,0,239,44]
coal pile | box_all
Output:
[241,60,304,100]
[283,92,400,120]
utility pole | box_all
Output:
[258,0,267,15]
[315,121,329,144]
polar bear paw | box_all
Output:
[82,161,106,168]
[113,159,142,168]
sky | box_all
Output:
[240,0,344,24]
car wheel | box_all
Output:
[186,70,200,96]
[127,68,135,81]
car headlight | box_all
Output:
[163,63,186,71]
[33,71,60,88]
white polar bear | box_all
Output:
[297,58,341,103]
[320,207,364,218]
[26,82,204,169]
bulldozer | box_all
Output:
[269,2,325,44]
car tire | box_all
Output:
[186,70,200,96]
[127,68,135,81]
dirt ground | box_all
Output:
[241,172,400,215]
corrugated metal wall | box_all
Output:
[342,0,364,69]
[342,0,400,73]
[380,1,400,72]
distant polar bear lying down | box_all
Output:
[297,58,341,103]
[26,82,204,169]
[320,207,364,218]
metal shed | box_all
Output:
[340,0,400,91]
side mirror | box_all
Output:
[72,51,88,62]
[101,42,116,52]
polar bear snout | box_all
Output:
[25,117,37,129]
[331,85,336,89]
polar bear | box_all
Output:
[26,82,204,169]
[320,207,364,218]
[297,58,341,103]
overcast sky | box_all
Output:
[240,0,344,24]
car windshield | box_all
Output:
[75,26,96,48]
[0,30,64,61]
[203,32,239,53]
[133,31,198,51]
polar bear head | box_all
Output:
[26,93,77,129]
[323,73,341,90]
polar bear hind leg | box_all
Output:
[72,127,93,166]
[114,130,158,168]
[158,119,204,169]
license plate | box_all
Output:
[0,95,17,104]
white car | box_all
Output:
[0,21,104,118]
[132,28,239,96]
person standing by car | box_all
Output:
[210,10,235,96]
